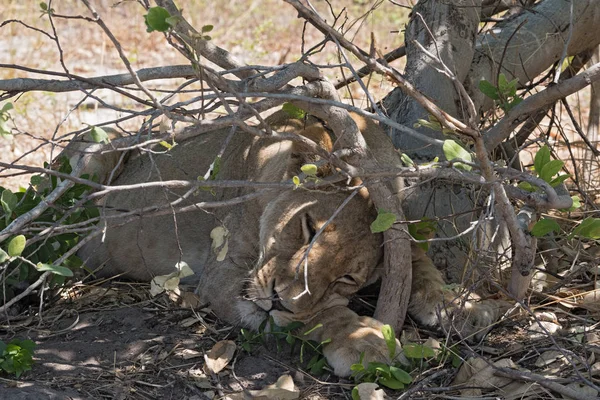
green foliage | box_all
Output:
[282,103,307,119]
[197,156,221,195]
[7,235,26,257]
[370,209,397,233]
[520,145,573,197]
[300,163,318,177]
[0,339,35,378]
[144,6,172,32]
[400,153,414,167]
[239,319,330,375]
[0,157,97,303]
[381,324,396,360]
[572,217,600,240]
[408,219,437,251]
[90,126,109,144]
[531,218,561,237]
[413,115,454,135]
[200,24,214,41]
[519,145,599,241]
[351,325,413,391]
[0,102,13,137]
[403,343,436,359]
[443,140,472,171]
[479,73,523,112]
[38,2,54,16]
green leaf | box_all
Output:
[350,363,365,372]
[351,387,361,400]
[1,102,14,113]
[414,116,443,132]
[202,24,214,33]
[390,366,412,384]
[381,324,396,359]
[159,140,175,150]
[400,153,414,167]
[165,16,181,27]
[534,145,551,175]
[478,79,499,100]
[39,2,48,11]
[35,263,74,277]
[530,218,560,237]
[567,195,581,211]
[282,103,306,119]
[309,356,327,375]
[303,323,323,336]
[403,343,436,359]
[18,340,35,354]
[1,189,18,214]
[539,159,564,183]
[285,333,295,345]
[30,175,43,187]
[144,6,171,32]
[292,175,301,188]
[301,163,318,177]
[378,377,404,390]
[517,181,537,192]
[90,126,109,144]
[370,209,397,233]
[442,140,472,171]
[573,217,600,239]
[8,235,26,257]
[0,248,9,263]
[549,174,570,187]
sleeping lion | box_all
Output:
[78,110,502,376]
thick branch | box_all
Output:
[0,64,197,93]
[485,62,600,150]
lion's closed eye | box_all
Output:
[337,275,359,286]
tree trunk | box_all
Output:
[382,0,600,289]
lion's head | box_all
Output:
[245,188,383,326]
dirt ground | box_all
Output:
[2,271,600,400]
[0,284,356,400]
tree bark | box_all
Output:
[382,0,600,292]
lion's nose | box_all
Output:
[271,298,291,312]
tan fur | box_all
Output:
[79,111,502,376]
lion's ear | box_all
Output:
[289,122,336,177]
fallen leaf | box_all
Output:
[204,340,236,374]
[562,382,598,399]
[248,374,300,399]
[175,261,194,278]
[150,274,173,296]
[354,382,385,400]
[454,357,517,397]
[535,350,565,368]
[177,348,204,360]
[210,226,229,261]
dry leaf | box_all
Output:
[210,226,229,261]
[354,382,385,400]
[204,340,236,374]
[535,350,565,368]
[175,261,194,278]
[149,261,196,297]
[454,357,517,397]
[562,382,598,399]
[177,348,204,360]
[248,375,300,399]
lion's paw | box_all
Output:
[321,316,404,377]
[439,299,511,341]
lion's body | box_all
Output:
[79,111,501,376]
